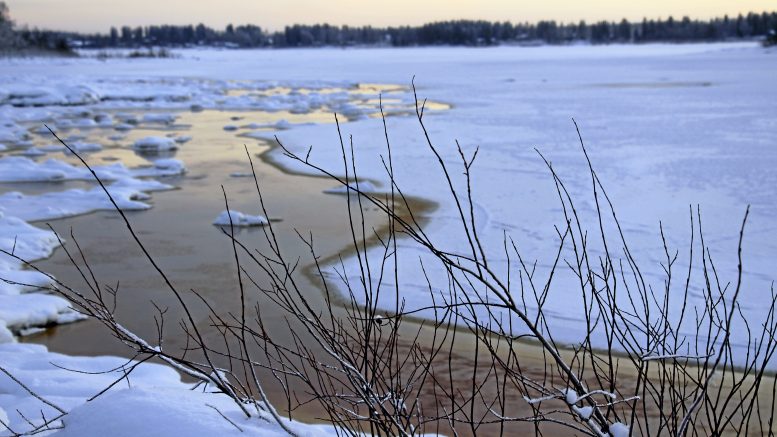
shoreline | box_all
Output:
[7,75,775,432]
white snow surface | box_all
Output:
[0,156,185,182]
[0,180,171,222]
[0,213,82,340]
[20,147,45,157]
[0,343,335,436]
[63,141,102,154]
[132,136,178,152]
[0,214,60,268]
[609,422,630,437]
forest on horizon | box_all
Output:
[1,1,776,53]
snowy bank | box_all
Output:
[0,213,83,340]
[0,343,336,436]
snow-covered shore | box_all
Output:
[0,343,334,436]
[0,52,419,433]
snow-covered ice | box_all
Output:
[63,141,103,154]
[0,343,335,436]
[0,213,82,339]
[0,293,84,334]
[20,147,45,157]
[0,213,60,267]
[0,42,775,433]
[142,113,178,124]
[213,210,268,227]
[0,84,100,107]
[132,136,178,152]
[323,180,380,194]
[609,422,630,437]
[0,156,185,182]
[226,43,777,368]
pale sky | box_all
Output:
[5,0,776,33]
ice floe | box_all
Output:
[213,210,268,226]
[0,156,185,182]
[323,180,380,194]
[0,121,28,143]
[63,141,103,154]
[0,180,172,222]
[142,113,178,124]
[0,85,100,107]
[132,136,178,152]
[0,213,82,338]
[20,147,46,157]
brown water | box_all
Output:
[23,108,398,356]
[8,103,443,425]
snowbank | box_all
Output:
[131,159,187,177]
[142,113,178,124]
[0,213,60,266]
[0,213,83,339]
[0,294,83,334]
[63,141,103,154]
[0,121,28,144]
[20,147,45,157]
[0,343,336,436]
[323,180,380,194]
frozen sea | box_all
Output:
[1,42,777,433]
[3,42,777,351]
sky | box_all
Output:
[5,0,776,33]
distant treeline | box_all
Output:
[79,12,777,48]
[2,1,777,52]
[1,2,72,54]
